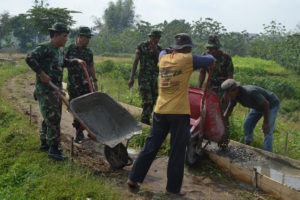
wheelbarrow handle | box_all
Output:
[48,81,69,108]
[82,64,94,93]
[49,81,98,142]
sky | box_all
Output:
[1,0,300,34]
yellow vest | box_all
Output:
[154,53,194,114]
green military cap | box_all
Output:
[78,26,93,36]
[48,22,69,33]
[148,29,162,38]
[205,34,222,48]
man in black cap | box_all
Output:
[128,29,162,125]
[26,23,86,161]
[127,33,215,195]
[65,26,97,143]
[222,79,280,152]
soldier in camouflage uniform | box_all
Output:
[65,27,97,143]
[128,29,162,125]
[26,23,86,161]
[199,34,234,99]
[199,34,234,146]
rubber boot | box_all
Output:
[74,130,84,144]
[48,145,68,161]
[40,140,49,152]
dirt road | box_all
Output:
[3,71,275,200]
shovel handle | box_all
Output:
[82,65,93,93]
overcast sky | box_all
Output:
[1,0,300,33]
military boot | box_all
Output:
[48,145,68,161]
[74,130,84,144]
[40,140,50,152]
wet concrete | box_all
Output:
[206,142,300,191]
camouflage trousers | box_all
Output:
[68,88,90,131]
[36,90,62,147]
[138,77,158,123]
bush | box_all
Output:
[280,99,300,114]
[97,60,116,73]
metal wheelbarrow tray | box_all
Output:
[69,92,142,168]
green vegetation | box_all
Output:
[0,60,121,199]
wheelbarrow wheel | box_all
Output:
[186,131,204,166]
[104,143,133,169]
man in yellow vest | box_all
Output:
[127,33,215,195]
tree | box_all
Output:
[26,1,80,38]
[0,11,12,48]
[192,18,227,41]
[10,14,37,51]
[158,19,191,49]
[222,31,249,56]
[103,0,135,33]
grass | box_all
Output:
[0,60,121,199]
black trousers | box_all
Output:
[129,113,190,193]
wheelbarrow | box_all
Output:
[49,66,142,169]
[185,65,229,165]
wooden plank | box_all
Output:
[257,173,300,200]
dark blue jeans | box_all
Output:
[243,104,280,152]
[129,113,190,193]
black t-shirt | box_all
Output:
[229,85,280,111]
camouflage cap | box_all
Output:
[148,29,162,38]
[205,34,222,48]
[171,33,197,50]
[79,27,93,36]
[48,23,69,33]
[221,79,241,91]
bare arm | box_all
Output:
[198,68,206,88]
[128,53,140,88]
[223,104,234,118]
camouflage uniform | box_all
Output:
[136,41,162,123]
[26,42,75,147]
[203,50,234,100]
[204,34,234,107]
[65,43,94,131]
[203,35,234,147]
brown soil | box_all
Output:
[3,71,276,200]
